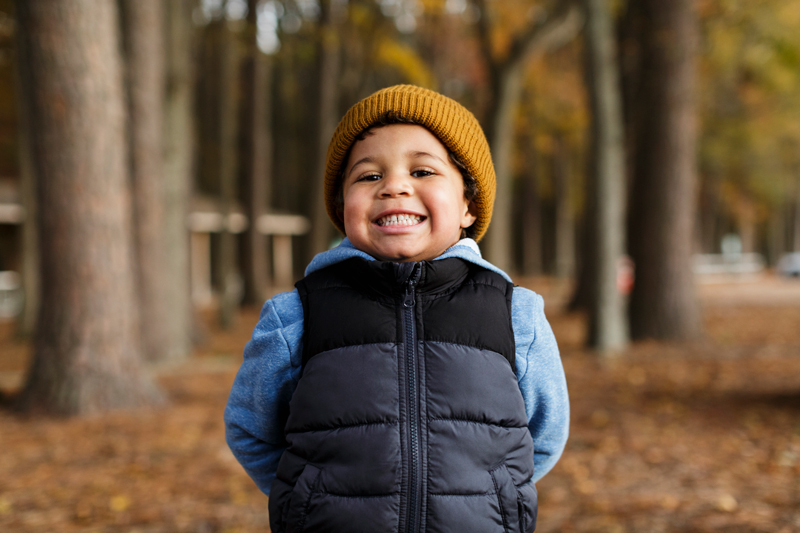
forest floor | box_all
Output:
[1,274,800,532]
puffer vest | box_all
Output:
[269,257,537,533]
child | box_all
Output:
[225,85,569,533]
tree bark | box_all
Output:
[476,0,583,273]
[121,0,172,362]
[627,0,701,340]
[239,0,271,305]
[15,0,163,415]
[162,0,196,360]
[484,62,524,273]
[583,0,629,352]
[13,33,39,337]
[553,133,575,279]
[218,20,240,329]
[308,0,343,259]
[520,149,543,276]
[794,180,800,251]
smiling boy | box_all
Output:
[225,85,569,533]
[343,123,476,263]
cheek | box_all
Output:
[341,191,369,230]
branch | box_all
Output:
[505,0,584,70]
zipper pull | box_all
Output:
[403,265,419,308]
[403,278,416,308]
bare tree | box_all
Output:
[475,0,583,273]
[552,133,575,279]
[218,16,241,329]
[308,0,344,259]
[627,0,701,340]
[15,0,163,415]
[14,36,38,337]
[121,0,172,362]
[582,0,629,352]
[239,0,272,304]
[161,0,196,359]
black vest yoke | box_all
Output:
[268,257,537,533]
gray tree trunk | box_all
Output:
[162,0,196,360]
[218,20,240,329]
[14,37,39,337]
[121,0,172,362]
[484,64,524,274]
[520,147,543,276]
[239,0,271,305]
[583,0,629,353]
[15,0,163,415]
[627,0,701,340]
[553,134,575,279]
[309,0,343,259]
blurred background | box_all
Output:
[1,0,800,531]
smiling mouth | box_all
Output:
[375,213,425,227]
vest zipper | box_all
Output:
[403,264,422,533]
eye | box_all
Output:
[356,172,381,182]
[411,168,434,178]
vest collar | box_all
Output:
[337,257,472,300]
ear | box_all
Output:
[460,199,478,229]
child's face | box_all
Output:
[342,124,477,263]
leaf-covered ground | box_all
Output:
[1,276,800,532]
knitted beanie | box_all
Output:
[324,84,496,242]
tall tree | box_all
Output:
[161,0,196,359]
[14,28,38,337]
[15,0,163,415]
[582,0,629,352]
[218,14,241,329]
[308,0,344,259]
[476,0,583,273]
[121,0,172,361]
[552,133,575,279]
[627,0,701,339]
[239,0,272,304]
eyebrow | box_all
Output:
[347,156,375,177]
[410,151,448,165]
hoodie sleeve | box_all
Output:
[224,289,304,495]
[512,287,570,482]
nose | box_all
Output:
[378,171,413,198]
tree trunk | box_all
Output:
[239,0,271,305]
[794,180,800,251]
[121,0,172,362]
[618,0,644,188]
[583,0,629,352]
[484,64,524,274]
[14,35,39,337]
[768,205,785,266]
[627,0,701,340]
[218,20,240,329]
[308,0,343,259]
[520,146,543,276]
[15,0,163,415]
[553,134,575,279]
[477,0,583,273]
[568,174,597,312]
[162,0,196,360]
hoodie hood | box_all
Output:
[305,237,512,283]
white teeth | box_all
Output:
[377,214,422,227]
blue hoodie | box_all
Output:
[224,238,570,495]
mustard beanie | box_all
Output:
[324,84,496,242]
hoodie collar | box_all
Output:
[304,237,512,283]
